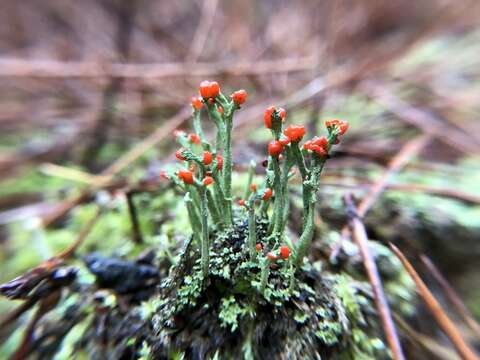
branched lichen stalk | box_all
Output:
[268,112,286,236]
[206,189,223,227]
[293,202,314,268]
[270,157,283,236]
[185,192,201,240]
[291,143,309,230]
[244,160,256,199]
[248,203,257,260]
[222,108,234,225]
[260,257,270,294]
[212,170,229,221]
[199,186,209,278]
[259,160,274,216]
[192,110,208,149]
[293,134,337,268]
[277,147,293,234]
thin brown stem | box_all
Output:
[390,243,479,360]
[344,194,405,360]
[331,134,431,260]
[420,255,480,340]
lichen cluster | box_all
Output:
[145,82,414,359]
[149,216,414,359]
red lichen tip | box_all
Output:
[202,176,214,186]
[188,133,201,144]
[175,148,187,161]
[250,183,257,192]
[199,80,220,99]
[177,169,194,184]
[231,89,247,106]
[216,155,223,170]
[304,136,328,156]
[262,188,273,201]
[268,140,284,157]
[238,199,246,206]
[284,125,305,142]
[203,151,213,165]
[264,105,275,129]
[279,135,291,146]
[279,245,290,260]
[264,106,286,129]
[191,96,203,110]
[256,243,263,251]
[325,119,349,135]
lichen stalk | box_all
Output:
[222,107,234,225]
[291,142,309,230]
[247,201,257,261]
[185,191,201,240]
[271,157,284,237]
[199,185,209,278]
[292,133,339,268]
[244,160,256,199]
[192,109,209,149]
[259,257,270,294]
[206,189,223,227]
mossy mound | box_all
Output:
[148,218,411,359]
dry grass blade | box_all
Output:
[421,255,480,340]
[39,163,109,185]
[344,194,405,360]
[389,243,479,360]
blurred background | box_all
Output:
[0,0,479,358]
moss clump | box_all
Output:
[149,218,408,359]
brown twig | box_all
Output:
[393,313,459,360]
[186,0,219,62]
[330,134,431,260]
[389,243,479,360]
[421,255,480,340]
[344,194,405,360]
[363,81,480,154]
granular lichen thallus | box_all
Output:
[162,80,348,286]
